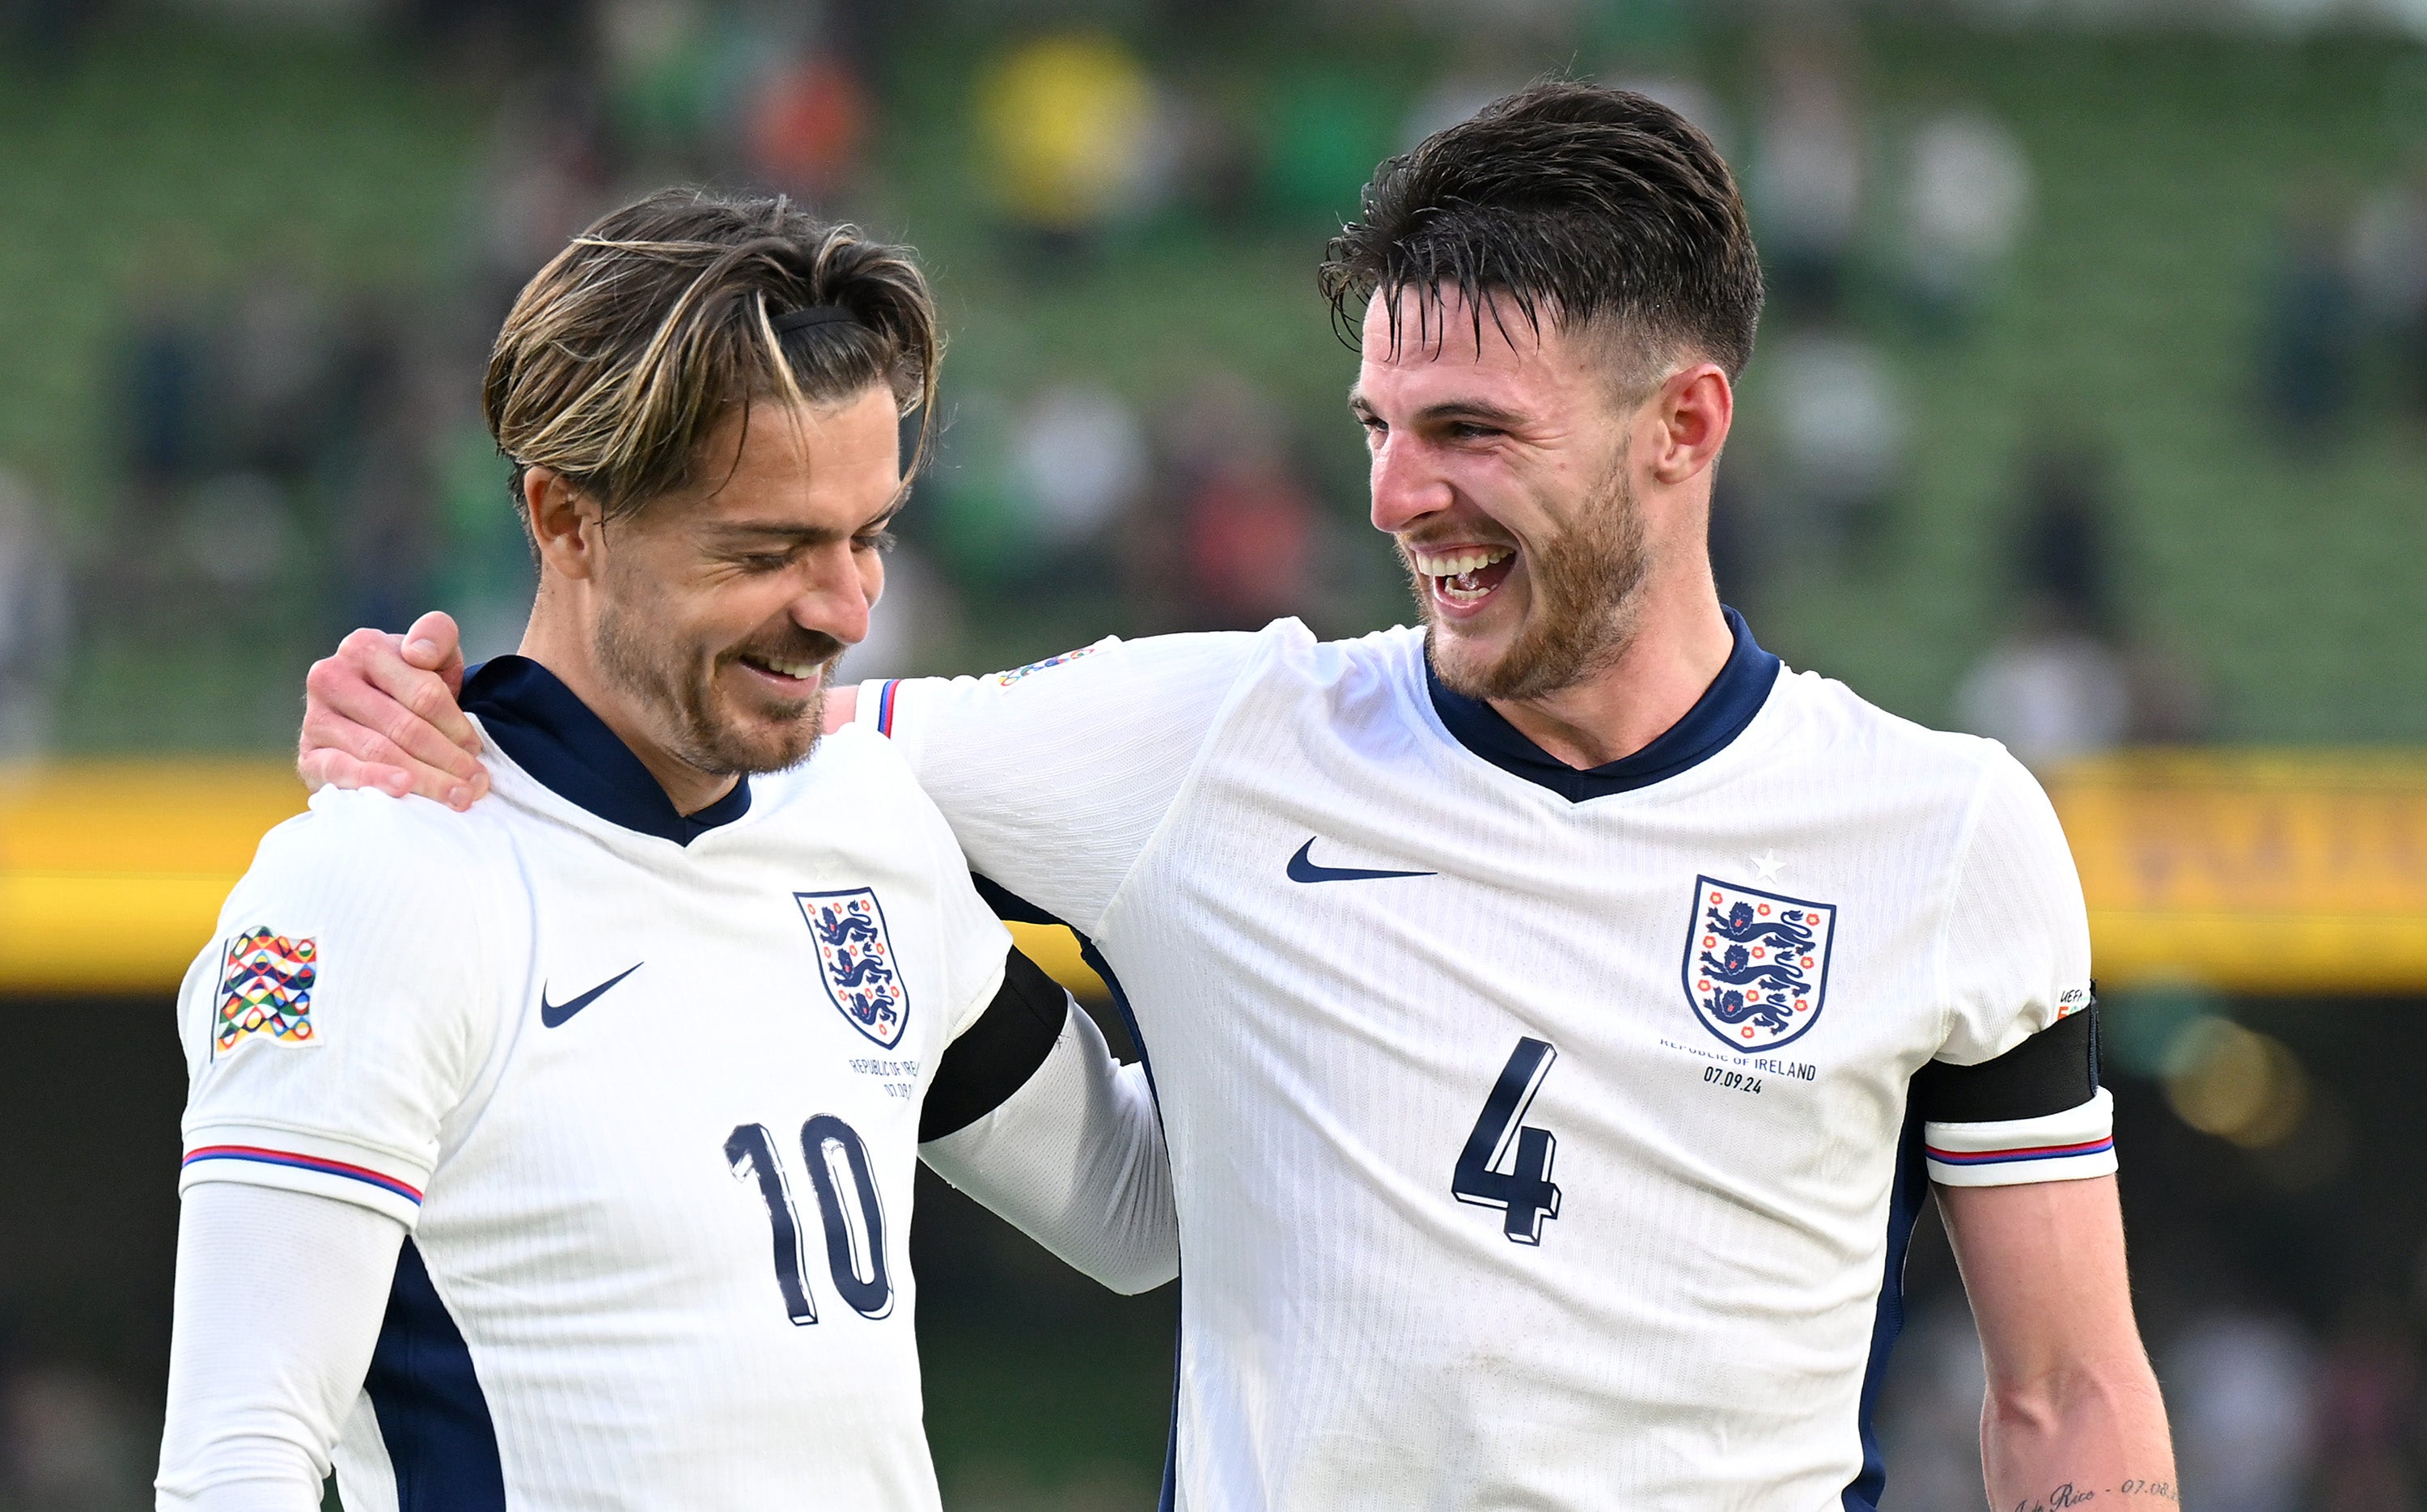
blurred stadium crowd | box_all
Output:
[3,0,2427,1507]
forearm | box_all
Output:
[1941,1175,2176,1512]
[921,1000,1177,1294]
[1981,1355,2176,1511]
[157,1184,405,1510]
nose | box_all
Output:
[788,542,876,648]
[1367,430,1451,536]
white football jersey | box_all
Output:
[176,657,1011,1512]
[863,611,2110,1512]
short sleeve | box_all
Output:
[1923,751,2111,1188]
[1934,750,2095,1068]
[176,790,502,1229]
[860,629,1264,933]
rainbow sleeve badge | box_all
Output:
[214,926,320,1056]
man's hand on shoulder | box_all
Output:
[299,610,489,811]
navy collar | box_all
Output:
[1425,606,1781,803]
[464,655,752,845]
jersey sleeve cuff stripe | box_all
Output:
[1925,1136,2113,1165]
[1925,1141,2117,1187]
[183,1144,425,1204]
[1923,1086,2115,1186]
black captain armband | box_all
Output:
[918,946,1070,1143]
[1914,999,2117,1187]
[1912,999,2099,1125]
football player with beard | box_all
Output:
[294,86,2174,1512]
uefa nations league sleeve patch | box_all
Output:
[795,888,909,1048]
[214,927,320,1057]
[982,641,1106,688]
[1684,879,1836,1052]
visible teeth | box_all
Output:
[749,655,822,680]
[1439,575,1494,604]
[1410,545,1513,578]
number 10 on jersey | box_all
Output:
[727,1117,895,1324]
[1453,1038,1562,1245]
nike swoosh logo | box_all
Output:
[1286,838,1437,884]
[540,963,643,1027]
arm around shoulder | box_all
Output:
[863,631,1264,931]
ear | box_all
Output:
[1644,363,1734,488]
[522,466,605,581]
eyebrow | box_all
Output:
[1346,389,1530,430]
[701,502,902,548]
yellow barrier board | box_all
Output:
[2048,751,2427,993]
[5,754,2418,997]
[0,763,308,992]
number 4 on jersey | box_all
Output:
[1453,1037,1562,1245]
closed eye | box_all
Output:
[853,527,897,554]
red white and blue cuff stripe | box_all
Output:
[1924,1087,2117,1188]
[870,679,902,737]
[180,1141,426,1223]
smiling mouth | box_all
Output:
[1408,544,1518,609]
[735,652,829,690]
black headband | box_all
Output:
[771,304,862,336]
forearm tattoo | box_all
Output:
[2010,1480,2179,1511]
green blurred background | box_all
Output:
[3,0,2425,1506]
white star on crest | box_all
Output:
[1751,849,1785,881]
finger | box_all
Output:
[333,630,484,763]
[303,743,488,811]
[299,746,412,800]
[306,647,483,784]
[302,705,485,808]
[401,610,468,696]
[303,662,480,787]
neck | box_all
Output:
[1485,568,1734,770]
[519,608,738,818]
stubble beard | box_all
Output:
[593,586,836,781]
[1421,455,1652,705]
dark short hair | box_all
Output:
[1319,81,1762,383]
[487,188,941,521]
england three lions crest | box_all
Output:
[1682,877,1837,1052]
[797,888,909,1048]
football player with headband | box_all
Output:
[156,193,1174,1512]
[297,89,2175,1512]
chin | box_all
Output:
[689,692,825,777]
[1425,621,1521,700]
[733,718,824,775]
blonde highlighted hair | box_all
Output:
[485,188,941,522]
